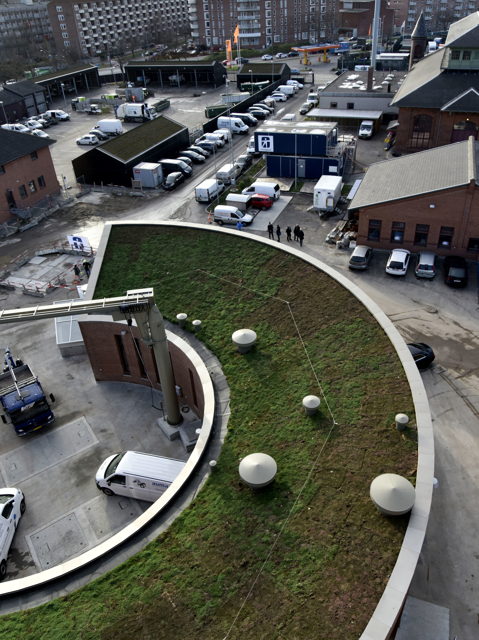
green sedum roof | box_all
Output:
[99,115,186,163]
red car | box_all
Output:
[251,194,274,210]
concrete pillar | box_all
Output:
[176,313,187,328]
[303,395,320,416]
[395,413,409,431]
[192,319,202,333]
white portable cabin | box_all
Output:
[313,175,342,211]
[133,162,163,188]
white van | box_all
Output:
[359,120,374,139]
[95,119,123,136]
[214,205,253,226]
[0,488,25,579]
[242,181,281,200]
[281,113,297,121]
[287,79,304,89]
[247,135,259,156]
[45,109,70,121]
[217,116,249,135]
[217,163,238,185]
[195,178,225,203]
[277,85,295,97]
[1,123,29,133]
[214,128,232,142]
[96,451,186,502]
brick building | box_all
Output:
[338,0,394,38]
[188,0,341,50]
[348,136,479,259]
[0,129,60,223]
[47,0,190,59]
[391,12,479,154]
[0,1,52,44]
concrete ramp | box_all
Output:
[396,596,449,640]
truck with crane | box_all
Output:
[0,348,55,436]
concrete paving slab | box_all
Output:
[81,494,143,541]
[29,513,88,571]
[395,596,449,640]
[0,418,99,484]
[28,257,47,265]
[300,181,316,193]
[252,196,292,230]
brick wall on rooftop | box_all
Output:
[395,106,479,153]
[355,180,479,259]
[79,321,204,418]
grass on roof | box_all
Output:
[100,115,185,162]
[126,60,219,66]
[33,65,96,83]
[0,227,417,640]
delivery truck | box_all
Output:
[115,102,157,123]
[313,175,342,212]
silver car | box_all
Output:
[415,252,436,279]
[348,245,372,270]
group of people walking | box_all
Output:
[267,222,304,247]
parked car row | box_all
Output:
[1,110,69,139]
[348,246,469,287]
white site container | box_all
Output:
[132,162,163,188]
[313,175,342,211]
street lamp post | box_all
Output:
[293,128,297,190]
[60,83,67,109]
[248,69,253,95]
[0,101,7,125]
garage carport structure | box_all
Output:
[124,60,226,89]
[236,62,290,91]
[72,114,189,187]
[308,108,383,133]
[34,65,101,103]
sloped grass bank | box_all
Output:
[0,227,417,640]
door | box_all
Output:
[127,475,152,501]
[108,474,128,497]
[1,502,15,549]
[298,159,306,178]
[5,190,15,210]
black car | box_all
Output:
[89,129,109,141]
[444,255,468,287]
[195,141,216,154]
[162,172,185,190]
[180,150,205,163]
[177,155,193,167]
[247,107,267,119]
[235,154,252,171]
[187,145,210,157]
[407,343,435,370]
[235,56,249,64]
[287,51,300,57]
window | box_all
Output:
[28,180,36,194]
[109,474,126,485]
[30,151,37,160]
[64,41,70,46]
[2,502,13,520]
[38,175,46,188]
[438,226,454,248]
[62,32,69,38]
[411,114,432,149]
[451,49,460,59]
[462,50,471,60]
[467,237,479,252]
[347,102,354,109]
[61,23,67,29]
[58,14,64,19]
[391,221,405,243]
[115,334,130,374]
[368,219,381,241]
[330,102,337,108]
[0,165,4,174]
[56,5,63,10]
[414,224,429,246]
[133,338,147,378]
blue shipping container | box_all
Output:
[255,129,335,157]
[266,155,342,179]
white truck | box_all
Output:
[115,103,157,123]
[313,175,342,211]
[195,179,225,203]
[95,119,123,136]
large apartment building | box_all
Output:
[188,0,340,50]
[405,0,479,32]
[0,1,53,44]
[47,0,190,59]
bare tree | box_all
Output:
[436,8,455,31]
[309,7,339,42]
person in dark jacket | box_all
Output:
[293,224,300,241]
[276,225,281,242]
[298,227,304,247]
[267,222,274,239]
[286,225,292,242]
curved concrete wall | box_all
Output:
[0,221,433,640]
